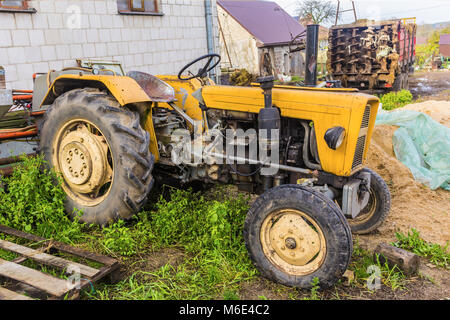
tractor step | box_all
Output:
[0,225,120,300]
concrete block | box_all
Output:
[15,13,33,29]
[0,14,15,29]
[41,45,57,61]
[39,0,55,13]
[0,30,12,47]
[31,14,49,29]
[83,43,96,58]
[7,47,27,64]
[94,1,108,14]
[95,43,107,57]
[45,29,61,45]
[12,30,30,46]
[17,63,33,81]
[24,46,42,63]
[4,65,18,82]
[47,13,64,29]
[69,44,83,59]
[29,29,46,47]
[86,29,99,43]
[55,45,71,60]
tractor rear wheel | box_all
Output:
[244,185,353,289]
[347,168,391,234]
[39,88,154,225]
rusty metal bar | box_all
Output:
[0,154,36,166]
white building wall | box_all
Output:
[0,0,220,89]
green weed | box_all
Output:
[392,229,449,269]
[101,220,137,257]
[380,90,413,110]
[303,277,321,300]
[91,187,257,300]
[349,240,407,292]
[0,155,84,243]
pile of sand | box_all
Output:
[402,100,450,127]
[361,122,449,247]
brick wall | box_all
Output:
[0,0,220,89]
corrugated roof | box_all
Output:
[218,0,306,46]
[439,34,450,45]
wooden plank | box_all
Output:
[0,239,99,278]
[0,225,116,265]
[0,258,75,298]
[0,286,33,300]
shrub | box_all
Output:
[0,155,84,242]
[380,90,413,111]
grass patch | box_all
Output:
[91,187,258,300]
[0,156,433,300]
[349,240,407,292]
[392,229,449,269]
[0,155,85,243]
[380,90,413,110]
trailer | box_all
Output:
[327,18,417,91]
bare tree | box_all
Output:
[296,0,337,25]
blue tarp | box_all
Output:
[376,109,450,190]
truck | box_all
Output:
[327,18,417,91]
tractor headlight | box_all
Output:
[324,126,345,150]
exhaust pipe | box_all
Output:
[305,24,320,87]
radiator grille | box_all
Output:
[352,135,366,169]
[352,105,372,169]
[361,105,371,128]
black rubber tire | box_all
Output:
[39,88,154,226]
[347,168,391,234]
[244,185,353,289]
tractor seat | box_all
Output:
[127,71,175,103]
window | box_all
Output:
[117,0,162,15]
[130,0,145,12]
[0,0,36,13]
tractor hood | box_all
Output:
[201,85,380,176]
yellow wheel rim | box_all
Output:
[52,119,114,207]
[260,209,327,276]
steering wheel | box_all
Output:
[178,54,221,81]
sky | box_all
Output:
[271,0,450,26]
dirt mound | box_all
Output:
[360,125,450,248]
[402,100,450,127]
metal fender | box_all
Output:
[39,74,151,108]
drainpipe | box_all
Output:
[204,0,217,82]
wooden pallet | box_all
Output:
[0,225,120,300]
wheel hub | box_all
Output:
[260,209,326,276]
[61,142,92,185]
[268,213,321,266]
[57,124,112,195]
[285,237,297,249]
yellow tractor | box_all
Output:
[35,54,390,289]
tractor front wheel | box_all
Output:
[244,185,353,289]
[39,88,154,225]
